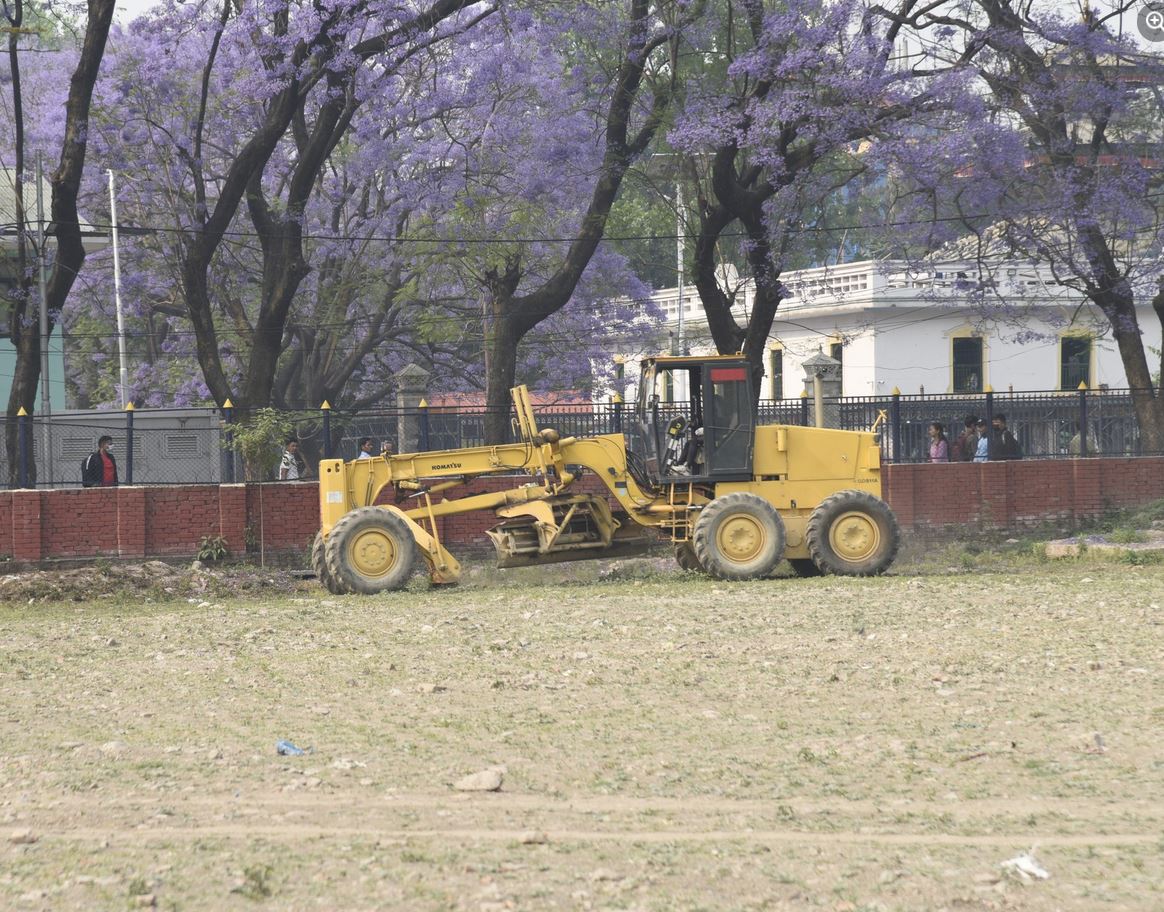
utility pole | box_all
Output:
[35,155,53,485]
[676,179,685,356]
[107,170,129,407]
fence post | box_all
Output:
[125,402,135,485]
[17,407,29,488]
[983,386,994,461]
[419,399,430,451]
[321,400,332,459]
[222,399,235,484]
[611,393,623,434]
[799,390,809,427]
[889,387,901,464]
[1077,382,1088,458]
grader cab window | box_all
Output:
[705,366,753,477]
[631,358,754,484]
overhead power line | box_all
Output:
[54,189,1164,249]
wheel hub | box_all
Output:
[829,511,880,562]
[348,528,399,579]
[716,514,765,564]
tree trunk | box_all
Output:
[1097,289,1164,453]
[5,0,115,486]
[4,0,34,485]
[171,0,486,413]
[476,0,681,442]
[180,244,234,407]
[483,319,521,445]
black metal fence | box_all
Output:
[2,387,1156,488]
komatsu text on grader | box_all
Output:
[313,355,899,594]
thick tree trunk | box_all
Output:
[180,246,234,407]
[5,335,40,486]
[1099,291,1164,453]
[483,319,521,445]
[244,229,309,409]
[691,201,743,355]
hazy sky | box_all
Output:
[115,0,158,23]
[108,0,1160,49]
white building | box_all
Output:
[620,259,1161,401]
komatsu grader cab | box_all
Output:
[314,354,899,594]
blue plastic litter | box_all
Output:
[276,740,307,756]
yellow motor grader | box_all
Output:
[313,354,899,594]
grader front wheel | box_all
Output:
[324,507,417,594]
[806,490,900,577]
[693,493,786,580]
[312,531,348,594]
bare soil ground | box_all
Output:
[1,555,1162,911]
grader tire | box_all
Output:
[693,493,785,581]
[312,531,348,595]
[674,541,704,573]
[787,558,824,578]
[324,507,417,595]
[806,490,900,577]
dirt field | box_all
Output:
[1,556,1162,911]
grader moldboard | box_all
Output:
[313,355,900,594]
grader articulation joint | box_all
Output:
[313,355,899,594]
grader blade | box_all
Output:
[486,495,654,568]
[491,521,654,569]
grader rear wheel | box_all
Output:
[312,531,348,594]
[324,507,417,595]
[693,493,786,581]
[674,541,704,573]
[806,490,900,577]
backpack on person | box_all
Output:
[81,454,96,487]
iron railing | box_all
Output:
[2,386,1156,488]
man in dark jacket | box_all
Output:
[991,414,1023,460]
[82,435,119,487]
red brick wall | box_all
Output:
[881,457,1164,531]
[0,458,1160,564]
[245,482,320,553]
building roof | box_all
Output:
[0,168,105,243]
[0,169,53,235]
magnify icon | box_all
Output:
[1140,2,1164,41]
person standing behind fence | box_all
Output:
[928,422,949,463]
[1068,422,1098,457]
[356,437,376,460]
[973,419,990,461]
[991,414,1022,460]
[279,438,308,480]
[82,435,119,487]
[952,415,978,461]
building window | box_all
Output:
[952,337,983,392]
[1060,335,1092,390]
[769,348,784,399]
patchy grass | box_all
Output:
[1,559,1161,910]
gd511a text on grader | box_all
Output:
[313,355,900,594]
